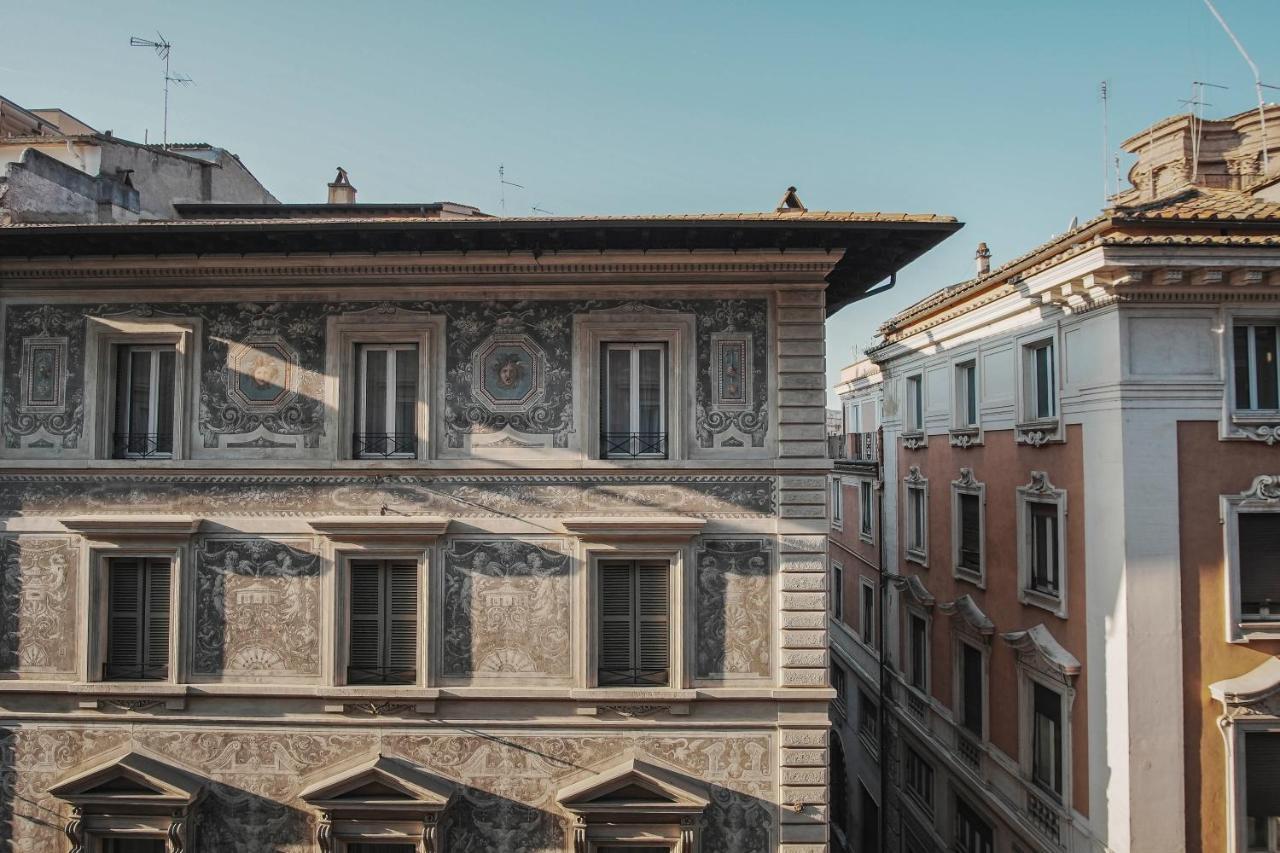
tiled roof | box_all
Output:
[1111,187,1280,221]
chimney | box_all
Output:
[776,186,806,213]
[327,167,357,204]
[975,242,991,276]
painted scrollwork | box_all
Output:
[0,536,78,674]
[2,304,84,448]
[695,539,772,679]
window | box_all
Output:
[1025,340,1056,421]
[845,400,860,433]
[1234,323,1280,411]
[831,563,844,621]
[1245,732,1280,851]
[602,343,667,459]
[598,560,670,686]
[104,558,170,681]
[860,480,874,539]
[112,345,176,458]
[906,482,927,563]
[1028,502,1060,596]
[1239,513,1280,623]
[908,613,928,692]
[831,664,847,718]
[1031,681,1064,798]
[905,374,924,432]
[102,842,166,853]
[958,492,982,575]
[903,746,934,812]
[955,360,978,428]
[954,796,994,853]
[859,580,876,648]
[831,478,843,527]
[347,560,418,684]
[958,641,984,738]
[858,689,879,748]
[354,343,418,458]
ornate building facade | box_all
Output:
[0,195,958,852]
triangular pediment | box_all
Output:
[557,754,709,816]
[48,748,203,808]
[299,754,453,813]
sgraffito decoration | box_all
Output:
[2,304,84,449]
[694,539,773,679]
[193,538,321,677]
[0,536,78,675]
[441,539,571,680]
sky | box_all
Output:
[4,0,1278,405]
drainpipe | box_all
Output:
[876,424,888,853]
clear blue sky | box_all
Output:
[4,0,1278,404]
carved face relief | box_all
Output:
[0,536,78,675]
[192,538,321,677]
[695,540,773,679]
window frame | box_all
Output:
[953,636,989,743]
[830,662,848,720]
[902,742,935,815]
[102,555,173,682]
[328,313,441,463]
[951,468,986,587]
[333,547,429,688]
[952,793,996,853]
[1015,328,1063,446]
[858,687,880,757]
[859,578,878,651]
[1018,670,1071,806]
[87,545,184,685]
[830,561,844,622]
[903,372,926,439]
[1016,471,1068,617]
[950,355,983,447]
[904,466,929,567]
[1220,476,1280,642]
[602,341,669,460]
[830,476,843,529]
[859,478,875,543]
[354,342,420,460]
[112,344,178,459]
[906,607,931,696]
[1231,320,1280,414]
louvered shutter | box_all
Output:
[143,560,171,679]
[1246,732,1280,817]
[349,562,384,681]
[599,562,635,684]
[1239,514,1280,609]
[386,562,417,682]
[107,559,143,678]
[961,643,983,735]
[635,561,669,683]
[959,493,981,569]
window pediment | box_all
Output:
[1209,656,1280,719]
[890,574,936,608]
[49,748,203,810]
[562,516,706,542]
[60,515,201,543]
[938,594,994,639]
[557,754,710,816]
[1001,623,1080,681]
[299,754,453,814]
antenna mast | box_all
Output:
[129,32,194,148]
[1202,0,1272,174]
[1181,81,1227,183]
[1100,81,1112,202]
[498,164,524,215]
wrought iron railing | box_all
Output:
[103,663,168,681]
[828,432,878,462]
[353,432,417,458]
[601,432,667,459]
[346,666,416,685]
[597,667,669,686]
[111,432,172,458]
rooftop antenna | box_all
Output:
[129,32,194,149]
[498,164,523,215]
[531,204,555,216]
[1100,81,1112,202]
[1202,0,1274,174]
[1180,80,1227,183]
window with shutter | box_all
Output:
[102,839,167,853]
[347,560,417,684]
[1239,514,1280,621]
[1245,732,1280,821]
[1031,681,1064,797]
[960,642,984,737]
[112,345,176,459]
[598,560,670,686]
[105,558,170,681]
[958,492,982,573]
[908,613,928,691]
[954,796,994,853]
[1028,501,1060,596]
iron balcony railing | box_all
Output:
[597,667,669,686]
[353,432,417,458]
[828,431,879,463]
[346,666,416,685]
[103,663,168,681]
[112,432,173,459]
[601,432,667,459]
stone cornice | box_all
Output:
[560,516,707,541]
[308,516,451,544]
[59,514,201,541]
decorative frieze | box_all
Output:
[694,539,773,679]
[0,536,79,675]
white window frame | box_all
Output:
[953,636,989,743]
[113,345,178,459]
[904,466,929,567]
[859,479,875,544]
[1015,328,1063,446]
[1231,320,1280,414]
[1016,471,1068,618]
[950,356,982,446]
[1220,475,1280,643]
[858,687,880,757]
[602,342,668,459]
[951,468,986,587]
[831,476,843,530]
[830,561,844,621]
[1018,668,1073,809]
[859,577,877,651]
[355,342,420,459]
[903,372,926,442]
[906,606,931,697]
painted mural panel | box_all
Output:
[694,538,773,679]
[0,537,78,676]
[2,304,84,449]
[192,537,321,678]
[441,539,571,680]
[0,473,777,518]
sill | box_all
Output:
[905,548,928,567]
[948,427,981,449]
[571,687,695,701]
[858,532,874,545]
[1235,620,1280,642]
[954,566,985,588]
[1231,410,1280,425]
[1015,419,1061,447]
[902,430,926,450]
[1020,586,1065,617]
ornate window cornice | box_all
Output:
[1002,623,1080,681]
[939,594,995,640]
[890,573,936,608]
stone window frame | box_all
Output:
[859,477,876,544]
[830,475,843,530]
[1016,471,1068,618]
[1016,665,1074,811]
[903,465,929,567]
[952,633,991,745]
[326,310,445,463]
[1014,326,1063,447]
[1219,474,1280,643]
[573,309,697,465]
[901,737,936,816]
[949,350,983,448]
[905,603,932,699]
[902,370,927,449]
[830,560,844,621]
[83,314,202,462]
[1209,658,1280,853]
[858,577,878,652]
[951,467,987,589]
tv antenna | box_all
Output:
[129,32,195,148]
[1202,0,1276,175]
[1180,80,1228,182]
[1100,81,1113,202]
[531,204,555,216]
[498,164,523,215]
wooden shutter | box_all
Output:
[959,493,981,568]
[143,559,171,678]
[599,562,635,682]
[962,643,983,735]
[386,562,417,681]
[635,561,669,682]
[349,562,384,680]
[1239,514,1280,607]
[1246,732,1280,817]
[107,559,143,677]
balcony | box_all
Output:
[829,432,879,464]
[111,432,173,459]
[601,432,667,459]
[353,432,417,459]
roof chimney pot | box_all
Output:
[975,242,991,276]
[327,167,357,204]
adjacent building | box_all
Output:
[0,182,958,852]
[829,105,1280,853]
